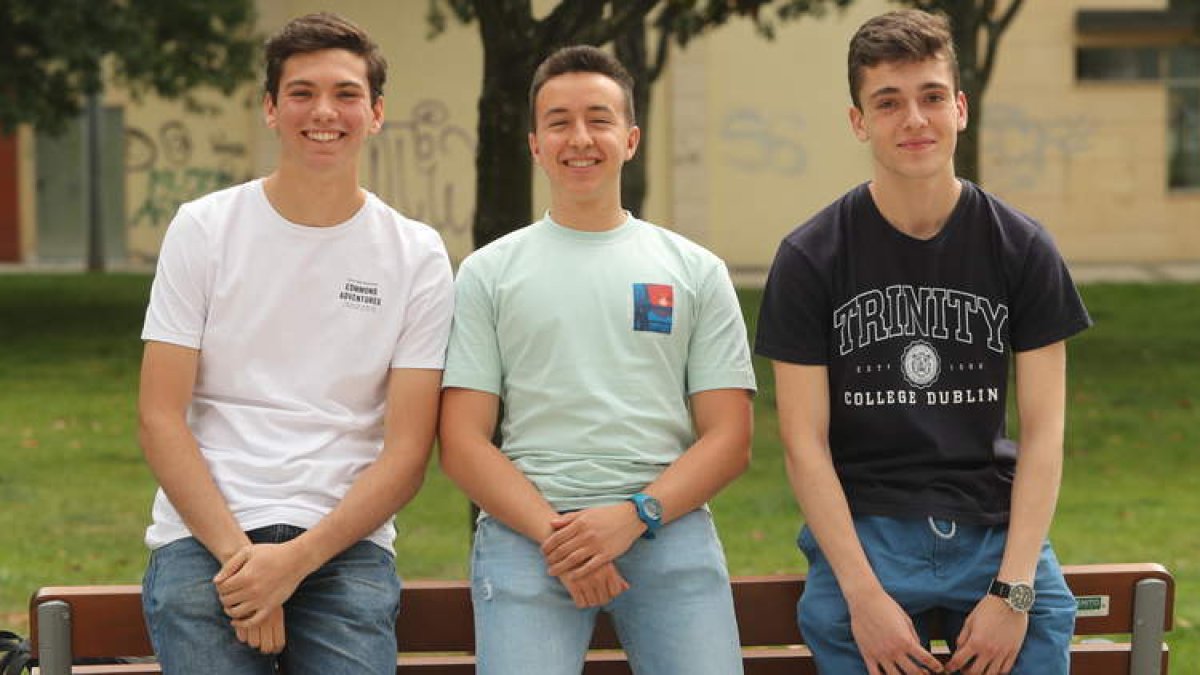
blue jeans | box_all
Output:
[471,509,744,674]
[143,524,401,675]
[797,515,1075,675]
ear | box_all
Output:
[955,90,968,132]
[624,125,641,160]
[263,92,278,129]
[369,96,385,135]
[528,131,542,168]
[849,105,868,142]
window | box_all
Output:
[1076,44,1200,189]
[1168,48,1200,189]
[1077,47,1160,80]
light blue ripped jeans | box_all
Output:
[471,509,744,675]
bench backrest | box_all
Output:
[30,563,1174,675]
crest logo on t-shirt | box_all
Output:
[339,278,383,312]
[633,283,673,334]
[900,339,940,389]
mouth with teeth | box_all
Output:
[305,130,344,143]
[564,158,600,167]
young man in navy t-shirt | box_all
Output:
[756,9,1091,675]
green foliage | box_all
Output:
[0,277,1195,666]
[0,0,258,134]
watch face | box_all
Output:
[1008,583,1035,611]
[642,496,663,520]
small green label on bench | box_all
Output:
[1076,595,1110,617]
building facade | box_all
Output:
[2,0,1196,277]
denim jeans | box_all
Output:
[143,524,401,675]
[797,515,1076,674]
[471,509,744,675]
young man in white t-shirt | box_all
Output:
[138,13,453,674]
[439,46,756,674]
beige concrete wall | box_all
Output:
[669,1,886,276]
[19,0,1199,268]
[982,0,1200,263]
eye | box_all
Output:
[288,90,312,100]
[338,90,363,101]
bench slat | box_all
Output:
[30,563,1174,674]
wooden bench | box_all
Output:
[29,563,1173,674]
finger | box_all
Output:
[910,646,944,672]
[214,548,250,584]
[549,512,579,530]
[235,624,250,645]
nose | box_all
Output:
[313,93,337,121]
[567,119,592,148]
[901,100,928,130]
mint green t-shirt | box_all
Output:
[443,214,756,511]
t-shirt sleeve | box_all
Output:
[754,238,830,365]
[142,208,210,349]
[392,234,455,369]
[1008,226,1092,352]
[686,262,757,395]
[440,259,503,394]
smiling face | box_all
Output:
[849,55,967,185]
[264,48,383,177]
[528,71,640,210]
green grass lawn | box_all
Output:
[0,274,1195,663]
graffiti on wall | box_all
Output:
[126,121,247,233]
[983,104,1094,192]
[720,108,808,176]
[367,100,475,243]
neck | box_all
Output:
[262,166,364,227]
[548,193,627,232]
[868,172,962,240]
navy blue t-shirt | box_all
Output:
[756,181,1091,524]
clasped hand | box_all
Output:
[212,542,311,653]
[539,503,645,607]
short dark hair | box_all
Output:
[847,9,959,109]
[529,45,636,130]
[264,13,387,104]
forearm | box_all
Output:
[287,446,430,574]
[787,448,882,602]
[140,418,249,562]
[1000,341,1068,582]
[441,435,558,543]
[998,437,1063,582]
[644,391,752,523]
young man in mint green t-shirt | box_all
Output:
[439,45,756,674]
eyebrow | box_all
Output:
[283,79,367,91]
[542,103,617,118]
[867,82,951,100]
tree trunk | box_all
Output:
[946,3,982,184]
[473,45,537,249]
[616,21,650,217]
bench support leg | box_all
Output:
[1130,578,1167,675]
[36,600,73,675]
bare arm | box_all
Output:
[438,387,559,542]
[541,387,753,578]
[138,341,284,652]
[215,367,442,624]
[775,361,942,674]
[438,387,628,606]
[947,341,1067,673]
[138,341,248,562]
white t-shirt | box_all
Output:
[442,214,756,511]
[142,179,454,552]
